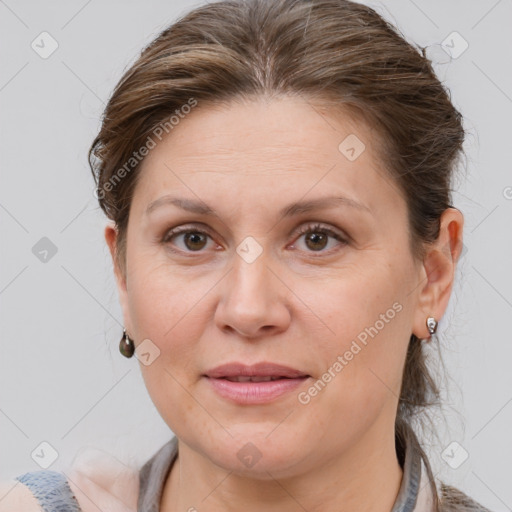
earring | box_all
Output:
[119,329,135,358]
[426,316,438,338]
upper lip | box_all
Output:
[204,361,309,379]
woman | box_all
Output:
[1,0,492,510]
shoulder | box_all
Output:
[66,446,140,512]
[0,478,43,511]
[440,483,493,512]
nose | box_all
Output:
[214,247,292,339]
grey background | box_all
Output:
[0,0,511,510]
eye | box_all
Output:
[291,223,348,254]
[162,225,216,253]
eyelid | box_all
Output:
[292,222,348,242]
[161,222,215,243]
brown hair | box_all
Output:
[89,0,479,509]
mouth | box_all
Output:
[202,361,310,404]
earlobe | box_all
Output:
[411,207,464,339]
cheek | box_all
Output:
[127,262,208,433]
[128,279,206,364]
[312,259,408,339]
[125,247,201,337]
[308,259,412,398]
[125,255,210,411]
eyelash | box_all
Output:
[161,222,349,256]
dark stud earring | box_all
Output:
[119,329,135,358]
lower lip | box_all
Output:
[204,376,309,404]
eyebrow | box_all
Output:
[145,194,372,218]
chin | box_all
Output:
[201,432,307,477]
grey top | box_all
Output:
[137,436,179,512]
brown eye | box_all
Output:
[293,223,348,254]
[181,232,208,251]
[163,228,213,252]
[304,231,329,251]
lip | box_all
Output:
[205,376,309,404]
[204,361,309,379]
[203,361,310,405]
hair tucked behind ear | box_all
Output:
[89,1,488,509]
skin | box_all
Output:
[104,95,464,512]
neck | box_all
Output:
[161,423,404,512]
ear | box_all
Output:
[412,207,464,339]
[104,223,131,333]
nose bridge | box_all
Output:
[215,236,289,337]
[229,238,274,306]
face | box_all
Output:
[107,96,434,478]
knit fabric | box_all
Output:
[15,470,83,512]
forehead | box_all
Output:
[132,96,402,220]
[149,96,368,160]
